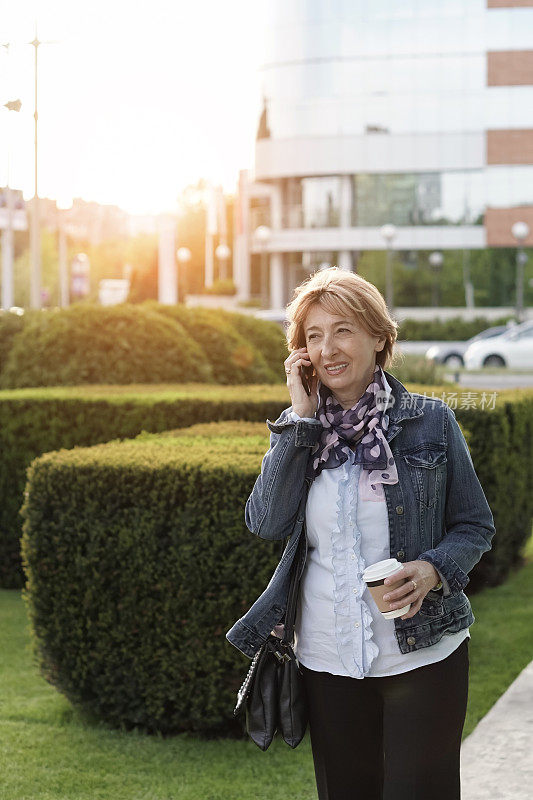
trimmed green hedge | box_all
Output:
[389,354,446,386]
[0,310,30,375]
[0,304,212,388]
[456,394,533,591]
[20,400,532,736]
[0,384,289,588]
[141,301,279,384]
[213,309,288,382]
[0,303,288,390]
[21,422,273,736]
[398,315,513,342]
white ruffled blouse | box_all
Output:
[290,379,469,679]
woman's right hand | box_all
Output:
[284,347,319,418]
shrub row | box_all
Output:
[0,303,287,389]
[0,384,288,588]
[0,304,467,391]
[398,315,513,342]
[456,394,533,591]
[21,395,533,735]
[21,422,271,736]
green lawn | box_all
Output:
[1,548,532,800]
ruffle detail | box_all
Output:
[331,459,379,678]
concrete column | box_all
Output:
[30,196,41,309]
[58,223,69,307]
[271,180,282,229]
[1,227,14,309]
[270,253,284,309]
[157,215,177,304]
[234,170,251,302]
[269,180,284,306]
[340,175,352,228]
[338,250,353,270]
[338,175,353,271]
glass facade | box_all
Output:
[260,0,494,139]
[272,166,533,229]
[259,0,533,139]
[282,176,342,228]
[255,1,533,235]
[352,172,484,227]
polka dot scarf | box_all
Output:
[305,365,398,501]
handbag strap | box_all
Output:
[281,530,305,646]
[279,477,312,647]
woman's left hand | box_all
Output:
[383,561,441,620]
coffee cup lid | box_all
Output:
[363,558,403,582]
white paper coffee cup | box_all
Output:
[362,558,411,619]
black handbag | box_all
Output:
[233,535,308,750]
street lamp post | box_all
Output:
[254,225,271,307]
[511,221,530,322]
[380,224,397,310]
[429,251,444,308]
[28,26,58,309]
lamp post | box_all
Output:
[176,246,192,303]
[28,26,58,309]
[429,251,444,308]
[511,221,530,322]
[215,243,231,282]
[380,224,397,310]
[254,225,271,307]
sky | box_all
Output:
[0,0,263,214]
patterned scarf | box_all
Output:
[305,365,398,501]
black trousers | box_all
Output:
[300,639,469,800]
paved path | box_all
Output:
[461,660,533,799]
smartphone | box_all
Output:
[300,363,313,396]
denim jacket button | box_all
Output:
[407,636,416,646]
[396,550,405,560]
[395,505,404,515]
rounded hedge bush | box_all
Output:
[0,304,213,388]
[143,302,277,384]
[215,309,288,381]
[20,422,278,735]
[0,310,31,376]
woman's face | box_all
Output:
[303,304,385,403]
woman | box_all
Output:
[226,268,495,800]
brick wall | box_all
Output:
[488,50,533,85]
[487,130,533,164]
[485,206,533,246]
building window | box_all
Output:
[282,177,342,228]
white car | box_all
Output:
[464,321,533,369]
[425,324,512,368]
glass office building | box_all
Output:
[233,0,533,307]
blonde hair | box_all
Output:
[285,267,398,369]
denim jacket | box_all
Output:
[226,371,495,659]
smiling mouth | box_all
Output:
[325,363,348,374]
